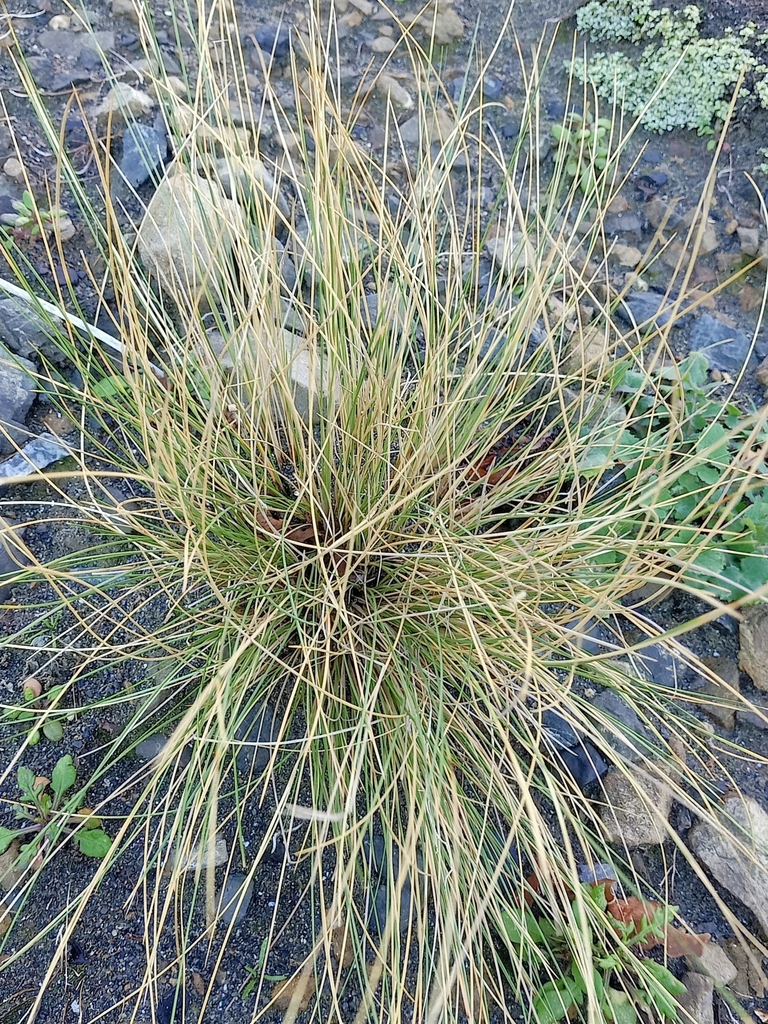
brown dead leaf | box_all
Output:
[331,923,354,969]
[603,881,709,956]
[284,522,316,546]
[191,971,205,995]
[271,972,314,1012]
[0,901,11,936]
[255,510,283,533]
[0,841,23,892]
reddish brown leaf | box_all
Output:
[663,925,710,959]
[602,881,709,956]
[255,510,283,533]
[285,523,316,545]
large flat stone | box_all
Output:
[689,795,768,937]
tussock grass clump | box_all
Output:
[0,3,767,1022]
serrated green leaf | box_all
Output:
[692,548,726,574]
[734,553,768,591]
[51,755,77,801]
[0,827,17,854]
[76,828,111,858]
[17,766,36,800]
[679,350,709,388]
[692,464,721,485]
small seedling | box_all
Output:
[604,350,768,598]
[501,880,691,1023]
[241,936,287,999]
[551,110,613,194]
[0,755,111,871]
[7,676,67,745]
[0,190,70,242]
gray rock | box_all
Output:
[688,314,753,374]
[0,433,70,482]
[556,740,609,787]
[625,641,692,690]
[367,879,413,936]
[0,516,32,602]
[482,75,503,101]
[599,767,673,847]
[686,943,738,987]
[677,972,714,1024]
[542,709,580,748]
[739,604,768,692]
[689,795,768,937]
[364,834,388,878]
[36,29,114,59]
[137,165,246,310]
[217,872,253,926]
[363,837,418,934]
[567,616,620,656]
[135,733,168,760]
[254,24,290,61]
[119,122,167,188]
[213,156,288,218]
[0,346,36,456]
[368,884,389,936]
[604,211,643,239]
[591,689,657,762]
[0,126,13,163]
[274,238,297,292]
[577,861,617,883]
[507,0,581,41]
[235,703,277,774]
[0,295,57,362]
[175,834,227,872]
[615,291,679,330]
[361,292,379,331]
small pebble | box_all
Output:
[578,862,617,883]
[482,75,503,101]
[3,157,24,182]
[371,35,395,53]
[135,733,168,760]
[642,149,663,163]
[644,171,667,187]
[254,24,290,60]
[48,14,70,29]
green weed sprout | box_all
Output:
[0,756,111,875]
[0,189,71,242]
[6,677,68,745]
[502,881,686,1023]
[551,110,613,193]
[0,2,766,1022]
